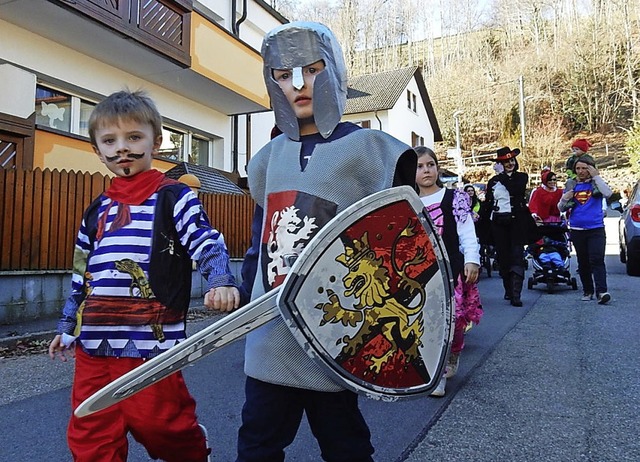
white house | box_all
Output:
[0,0,284,182]
[342,66,442,148]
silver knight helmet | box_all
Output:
[261,21,348,141]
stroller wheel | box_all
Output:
[546,280,553,294]
[527,277,534,290]
[570,277,578,290]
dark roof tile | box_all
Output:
[164,163,246,195]
[345,67,417,114]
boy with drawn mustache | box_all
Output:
[49,90,239,462]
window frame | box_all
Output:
[158,125,217,168]
[35,84,97,138]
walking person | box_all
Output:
[463,184,482,221]
[558,155,613,304]
[529,168,563,224]
[48,90,240,462]
[481,146,535,307]
[236,21,417,461]
[415,147,481,397]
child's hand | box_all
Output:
[464,263,480,284]
[586,164,599,178]
[49,335,74,362]
[561,190,574,202]
[205,286,240,312]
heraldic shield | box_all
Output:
[278,186,454,400]
[74,186,453,418]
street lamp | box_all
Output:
[518,75,526,148]
[453,110,464,186]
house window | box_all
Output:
[36,87,71,132]
[406,90,417,113]
[411,132,424,147]
[190,136,210,166]
[0,133,20,169]
[35,85,96,136]
[354,120,371,129]
[79,101,95,138]
[160,128,217,167]
[159,127,184,161]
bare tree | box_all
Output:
[271,0,640,165]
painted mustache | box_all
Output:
[105,152,146,163]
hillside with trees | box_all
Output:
[268,0,640,191]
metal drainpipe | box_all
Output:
[232,0,248,35]
[375,110,382,130]
[232,115,239,173]
[230,0,248,174]
[231,0,236,34]
[245,113,252,171]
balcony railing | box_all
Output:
[55,0,192,67]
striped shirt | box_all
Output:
[58,186,234,358]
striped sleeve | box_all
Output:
[172,188,236,289]
[57,216,93,335]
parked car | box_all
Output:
[619,179,640,276]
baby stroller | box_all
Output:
[526,223,578,293]
[480,244,498,277]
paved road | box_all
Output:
[1,217,638,461]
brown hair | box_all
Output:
[88,90,163,146]
[414,146,443,188]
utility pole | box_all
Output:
[453,110,464,186]
[519,75,526,148]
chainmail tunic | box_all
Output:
[245,128,411,391]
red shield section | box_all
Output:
[278,186,454,400]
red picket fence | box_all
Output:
[0,168,254,271]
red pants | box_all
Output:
[68,347,209,462]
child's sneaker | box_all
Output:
[581,293,593,301]
[430,376,446,397]
[597,292,611,305]
[445,354,459,378]
[199,424,212,462]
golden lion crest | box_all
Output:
[314,220,427,376]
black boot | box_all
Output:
[511,273,524,307]
[502,274,512,300]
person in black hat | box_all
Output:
[480,146,535,306]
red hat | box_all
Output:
[494,146,520,161]
[541,169,555,185]
[571,138,592,153]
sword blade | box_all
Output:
[74,288,279,417]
